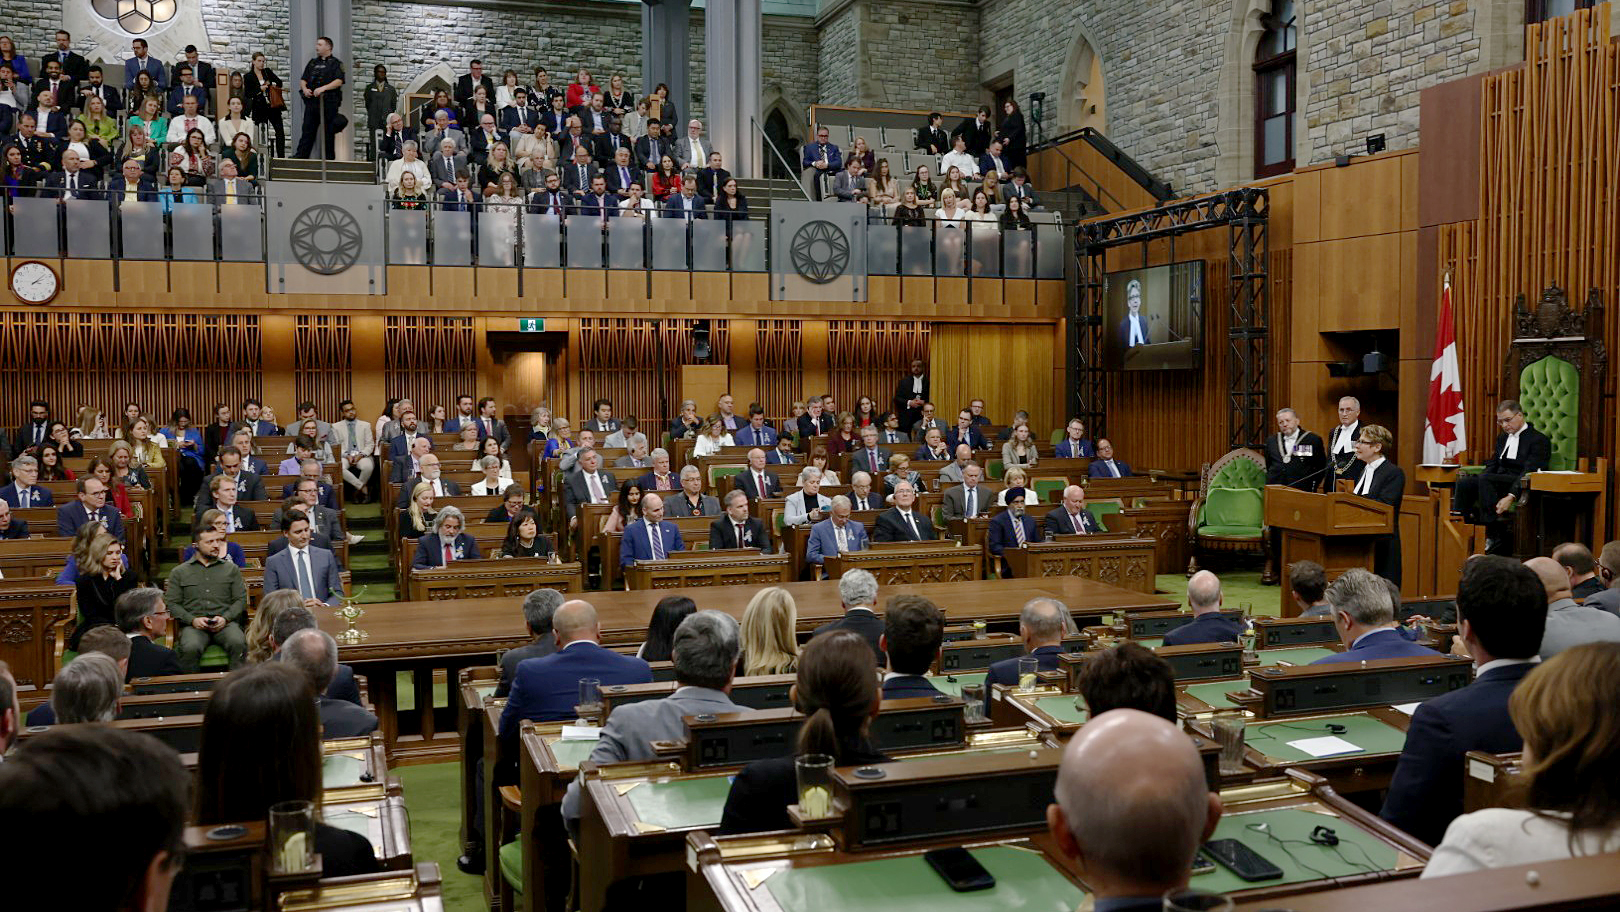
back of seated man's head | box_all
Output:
[1458,555,1546,661]
[1552,542,1596,580]
[552,599,599,645]
[79,624,133,668]
[51,652,123,723]
[271,604,317,650]
[671,610,741,689]
[1289,560,1327,606]
[882,595,944,676]
[1020,597,1067,648]
[1598,540,1620,589]
[1186,570,1222,615]
[282,627,340,694]
[1077,643,1176,722]
[838,568,877,610]
[116,586,168,634]
[1326,567,1393,628]
[0,724,189,909]
[522,587,564,639]
[1049,709,1220,900]
[1526,556,1574,603]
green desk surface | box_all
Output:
[322,754,365,789]
[474,683,499,700]
[625,776,733,831]
[1032,696,1088,724]
[1245,713,1406,763]
[548,736,598,769]
[1195,807,1397,893]
[1256,647,1336,666]
[323,809,375,842]
[764,845,1083,912]
[1137,637,1164,649]
[1183,680,1246,709]
[927,672,986,698]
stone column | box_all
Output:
[642,0,692,140]
[289,0,354,160]
[705,0,762,177]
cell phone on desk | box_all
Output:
[1202,839,1283,881]
[924,847,996,892]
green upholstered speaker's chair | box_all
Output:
[1186,447,1269,576]
[1499,286,1609,557]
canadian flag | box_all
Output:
[1423,277,1466,463]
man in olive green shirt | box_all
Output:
[166,527,249,671]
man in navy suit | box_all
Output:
[499,599,652,734]
[0,501,28,539]
[386,410,428,459]
[880,595,945,699]
[41,149,100,200]
[734,406,778,448]
[796,399,834,439]
[813,569,884,664]
[123,38,167,90]
[620,493,684,566]
[166,64,208,116]
[1054,418,1096,459]
[945,408,988,452]
[1087,439,1133,478]
[571,174,618,223]
[262,512,346,607]
[1163,571,1242,646]
[765,437,798,467]
[105,159,158,205]
[13,399,51,457]
[282,460,339,509]
[1311,568,1442,665]
[988,487,1041,577]
[733,449,782,502]
[1380,556,1545,845]
[57,477,126,544]
[1044,485,1102,539]
[1,455,53,508]
[663,179,708,219]
[983,597,1069,711]
[806,496,870,577]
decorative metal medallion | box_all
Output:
[289,204,363,275]
[92,0,178,34]
[789,219,849,284]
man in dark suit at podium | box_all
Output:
[1453,399,1552,554]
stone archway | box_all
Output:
[759,92,806,181]
[402,62,457,127]
[1057,25,1107,135]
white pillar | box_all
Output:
[289,0,353,160]
[705,0,762,178]
[642,0,692,141]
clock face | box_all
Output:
[11,261,58,304]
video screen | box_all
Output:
[1102,261,1205,371]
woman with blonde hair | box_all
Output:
[1001,421,1039,468]
[401,482,437,539]
[740,587,799,676]
[692,416,734,458]
[997,466,1042,506]
[77,407,110,440]
[1424,642,1620,876]
[129,416,167,470]
[245,589,306,664]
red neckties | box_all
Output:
[444,542,454,564]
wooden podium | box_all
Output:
[1264,485,1394,617]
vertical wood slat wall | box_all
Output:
[753,320,804,420]
[1468,8,1619,470]
[826,321,931,420]
[294,315,353,410]
[574,318,733,428]
[383,316,478,421]
[0,312,261,427]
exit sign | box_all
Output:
[519,318,544,332]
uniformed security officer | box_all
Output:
[295,36,346,159]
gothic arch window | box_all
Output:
[762,108,801,181]
[1254,0,1296,178]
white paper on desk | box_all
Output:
[561,724,602,740]
[1393,702,1422,715]
[1286,735,1363,758]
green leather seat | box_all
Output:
[709,465,744,490]
[1518,355,1579,471]
[986,459,1005,480]
[1086,499,1123,531]
[1189,448,1268,574]
[499,839,524,894]
[1031,479,1066,502]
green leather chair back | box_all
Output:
[1196,450,1267,535]
[1087,499,1124,530]
[1518,355,1579,471]
[986,459,1006,480]
[1032,478,1067,502]
[709,464,744,490]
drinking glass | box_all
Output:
[577,677,602,716]
[1211,710,1247,775]
[268,799,316,874]
[961,683,987,722]
[795,753,835,818]
[1017,656,1040,692]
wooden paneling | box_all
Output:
[0,312,260,428]
[576,318,732,428]
[294,315,353,411]
[1419,74,1485,228]
[825,321,930,419]
[753,320,804,420]
[383,316,477,418]
[931,323,1056,432]
[1025,135,1160,213]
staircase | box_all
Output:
[268,157,377,184]
[734,176,811,220]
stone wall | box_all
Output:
[815,2,859,106]
[813,0,979,111]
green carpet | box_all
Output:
[1154,571,1278,618]
[394,762,486,912]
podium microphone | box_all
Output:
[1284,459,1340,493]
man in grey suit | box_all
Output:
[847,425,891,479]
[426,110,468,153]
[283,628,377,737]
[831,156,867,203]
[672,119,713,171]
[262,512,346,607]
[665,466,721,517]
[207,159,256,206]
[274,477,347,544]
[428,137,469,193]
[940,463,989,522]
[561,610,743,823]
[564,449,617,528]
[1524,557,1620,658]
[330,399,377,503]
[497,588,563,697]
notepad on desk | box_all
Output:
[1286,735,1364,758]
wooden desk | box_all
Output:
[397,529,506,593]
[0,578,74,686]
[1115,497,1192,575]
[0,536,73,580]
[624,551,791,590]
[1233,852,1620,911]
[1462,750,1522,813]
[320,577,1175,761]
[406,558,583,601]
[823,541,982,584]
[519,720,597,912]
[1002,533,1156,591]
[784,509,884,580]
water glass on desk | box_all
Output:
[795,753,835,819]
[269,799,316,874]
[1017,656,1040,691]
[1211,710,1247,775]
[577,677,602,717]
[961,683,987,722]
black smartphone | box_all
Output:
[1201,839,1284,881]
[923,847,996,892]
